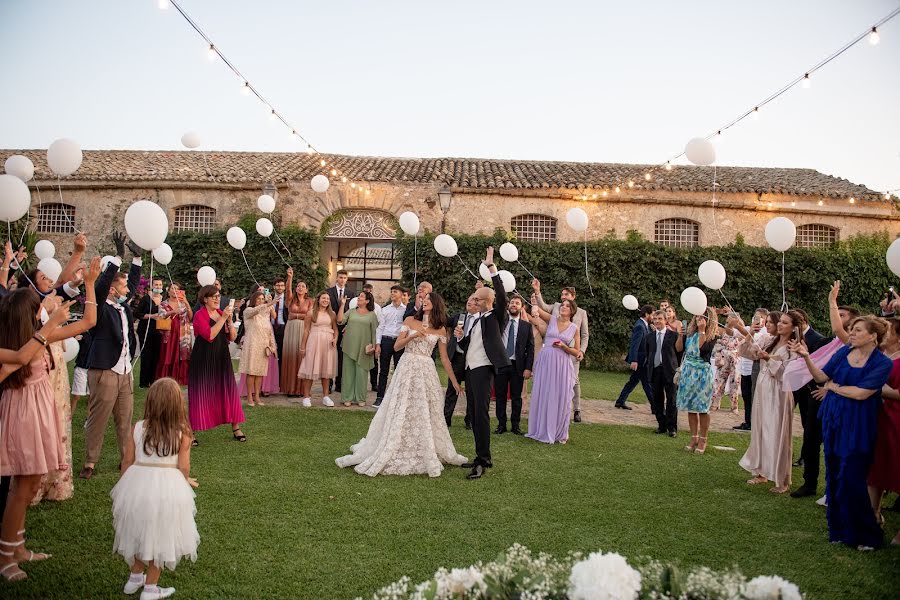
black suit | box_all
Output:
[444,312,473,427]
[458,272,510,467]
[327,286,351,390]
[645,328,679,433]
[797,327,829,489]
[272,294,289,373]
[616,318,654,407]
[494,317,535,430]
[85,261,140,370]
[134,295,162,388]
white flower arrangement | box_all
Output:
[359,545,805,600]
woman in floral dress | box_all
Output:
[156,282,192,385]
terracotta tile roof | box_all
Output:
[0,149,881,200]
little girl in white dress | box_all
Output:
[111,378,199,600]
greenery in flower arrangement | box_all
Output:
[361,544,804,600]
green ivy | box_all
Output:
[396,231,897,369]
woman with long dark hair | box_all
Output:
[336,291,466,477]
[298,291,338,407]
[675,307,720,454]
[282,281,313,396]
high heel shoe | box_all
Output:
[684,435,699,452]
[0,539,26,582]
[695,436,708,454]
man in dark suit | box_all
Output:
[456,247,510,480]
[327,269,351,392]
[271,269,293,379]
[79,231,143,479]
[791,309,826,470]
[615,304,655,410]
[646,309,679,436]
[494,295,534,435]
[444,295,480,428]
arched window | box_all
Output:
[654,218,699,248]
[511,214,557,242]
[174,205,216,233]
[796,224,838,248]
[37,203,76,233]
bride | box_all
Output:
[335,292,467,477]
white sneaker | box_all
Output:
[322,396,335,407]
[140,585,175,600]
[816,495,827,507]
[124,574,145,595]
[302,397,312,407]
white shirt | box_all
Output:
[274,294,286,326]
[106,298,133,375]
[464,312,492,370]
[376,302,406,343]
[738,330,766,376]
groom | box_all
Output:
[455,246,510,480]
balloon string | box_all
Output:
[514,290,534,307]
[711,165,724,245]
[55,178,83,234]
[413,234,418,290]
[456,254,479,280]
[781,251,789,312]
[583,230,594,296]
[240,248,260,287]
[267,238,292,269]
[516,260,537,281]
[164,264,175,288]
[132,261,154,368]
[718,289,734,312]
[272,228,292,258]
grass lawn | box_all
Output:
[8,368,897,600]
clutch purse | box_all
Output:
[155,317,172,331]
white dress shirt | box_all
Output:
[107,298,133,375]
[465,312,492,370]
[376,302,406,343]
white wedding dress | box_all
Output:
[335,325,467,477]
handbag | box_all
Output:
[155,316,172,331]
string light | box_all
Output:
[241,81,250,95]
[664,162,672,170]
[207,44,216,61]
[802,73,811,89]
[752,106,760,120]
[601,191,608,197]
[320,159,326,167]
[269,109,277,121]
[628,180,634,188]
[341,176,347,183]
[644,173,651,181]
[869,27,880,45]
[330,169,337,176]
[849,197,855,204]
[791,201,796,207]
[614,186,620,193]
[817,200,824,206]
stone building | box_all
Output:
[2,149,897,298]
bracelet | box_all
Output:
[0,267,8,271]
[84,300,97,306]
[32,333,48,346]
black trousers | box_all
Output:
[796,385,809,435]
[465,365,494,466]
[650,366,677,432]
[137,330,160,388]
[332,326,345,391]
[444,357,469,427]
[494,362,524,429]
[616,364,653,406]
[800,393,823,488]
[376,337,404,400]
[740,372,754,427]
[273,323,286,370]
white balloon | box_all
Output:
[311,174,330,193]
[37,257,62,284]
[34,240,55,260]
[398,211,420,236]
[152,243,173,265]
[349,297,359,310]
[226,226,247,250]
[764,217,797,252]
[498,270,516,293]
[100,255,116,271]
[257,194,276,214]
[0,173,31,222]
[499,242,519,262]
[680,286,708,316]
[181,131,201,149]
[62,338,79,362]
[566,207,589,232]
[684,137,716,166]
[433,234,458,258]
[46,138,83,176]
[256,217,274,237]
[698,260,727,290]
[4,155,34,182]
[124,200,169,251]
[479,262,492,281]
[622,294,639,310]
[197,266,216,287]
[887,239,900,278]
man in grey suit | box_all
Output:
[532,279,590,423]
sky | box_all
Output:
[1,0,899,193]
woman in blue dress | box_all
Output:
[791,315,892,550]
[676,308,719,454]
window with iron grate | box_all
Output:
[511,214,557,242]
[796,224,838,248]
[174,205,216,233]
[654,218,699,248]
[37,203,76,233]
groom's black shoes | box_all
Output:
[466,464,485,480]
[790,485,816,498]
[461,461,492,469]
[494,425,507,434]
[511,427,523,435]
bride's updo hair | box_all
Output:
[417,292,448,331]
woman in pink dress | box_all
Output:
[298,291,338,407]
[0,256,101,583]
[155,282,192,385]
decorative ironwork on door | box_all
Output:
[326,210,396,240]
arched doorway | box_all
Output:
[321,209,402,303]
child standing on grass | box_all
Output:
[111,378,199,600]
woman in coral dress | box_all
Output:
[281,281,313,396]
[31,339,74,504]
[298,291,338,407]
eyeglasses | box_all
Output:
[210,294,221,299]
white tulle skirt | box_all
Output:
[110,466,200,571]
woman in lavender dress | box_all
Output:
[526,298,581,444]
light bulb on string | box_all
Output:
[628,180,634,188]
[849,197,855,204]
[305,145,314,155]
[269,109,277,122]
[601,191,608,197]
[886,192,892,200]
[791,201,796,207]
[817,200,824,206]
[320,159,326,167]
[614,186,620,193]
[242,81,251,95]
[330,169,337,176]
[350,182,356,189]
[752,107,760,120]
[665,162,672,171]
[158,0,169,9]
[341,176,347,183]
[644,173,651,181]
[207,44,216,61]
[869,27,880,45]
[802,73,811,89]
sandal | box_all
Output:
[684,435,699,452]
[247,400,256,407]
[191,439,199,447]
[14,531,50,562]
[695,436,708,455]
[232,427,247,442]
[0,540,26,582]
[747,475,768,485]
[770,486,790,494]
[343,401,352,407]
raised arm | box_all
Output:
[285,267,294,305]
[48,256,101,341]
[57,233,87,287]
[828,281,850,344]
[531,279,553,313]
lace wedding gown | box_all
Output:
[335,325,467,477]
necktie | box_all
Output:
[506,320,516,358]
[463,314,472,337]
[654,331,663,367]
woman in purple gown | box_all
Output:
[526,298,581,444]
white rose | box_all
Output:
[568,552,642,600]
[743,576,802,600]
